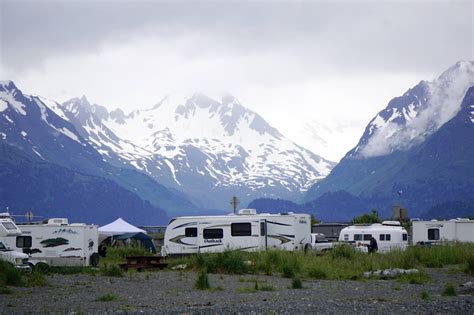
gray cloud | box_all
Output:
[1,0,472,74]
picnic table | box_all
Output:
[119,255,168,272]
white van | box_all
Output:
[339,221,408,253]
[161,209,311,256]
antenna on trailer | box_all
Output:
[230,196,240,215]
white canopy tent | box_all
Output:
[98,218,146,242]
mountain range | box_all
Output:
[1,61,472,223]
[251,61,474,220]
[0,81,333,223]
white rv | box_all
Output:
[338,221,408,253]
[161,209,311,256]
[0,214,99,267]
[412,219,474,244]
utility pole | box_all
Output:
[230,196,240,214]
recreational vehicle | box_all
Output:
[412,219,474,244]
[161,209,311,256]
[338,221,408,253]
[0,213,100,267]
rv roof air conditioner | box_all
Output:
[382,221,401,226]
[44,218,69,225]
[238,209,257,215]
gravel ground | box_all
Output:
[1,268,473,314]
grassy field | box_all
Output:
[166,242,474,280]
[1,243,472,293]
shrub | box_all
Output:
[291,278,303,289]
[0,261,24,287]
[307,265,327,279]
[0,287,13,294]
[27,272,48,287]
[100,264,124,277]
[193,251,249,274]
[259,284,275,291]
[397,272,431,285]
[420,291,429,300]
[95,293,119,302]
[464,254,474,275]
[330,244,356,260]
[442,283,457,296]
[195,270,210,290]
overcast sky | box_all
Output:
[1,0,472,161]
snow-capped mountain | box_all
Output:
[353,60,474,158]
[59,93,335,208]
[0,81,197,223]
[303,61,474,218]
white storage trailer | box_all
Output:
[338,221,408,252]
[412,219,474,244]
[161,209,311,256]
[0,214,99,267]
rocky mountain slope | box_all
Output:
[0,81,198,224]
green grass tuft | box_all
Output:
[397,272,431,285]
[291,278,303,289]
[0,287,13,294]
[100,264,124,277]
[0,261,24,287]
[442,283,457,296]
[95,293,119,302]
[420,291,429,300]
[195,270,210,290]
[27,272,48,287]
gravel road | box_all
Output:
[1,268,473,314]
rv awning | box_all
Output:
[98,218,146,241]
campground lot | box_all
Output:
[0,268,473,314]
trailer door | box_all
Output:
[260,219,268,250]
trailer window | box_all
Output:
[380,234,385,241]
[203,228,223,239]
[354,234,362,241]
[386,234,391,241]
[16,236,32,248]
[363,234,372,241]
[185,227,197,237]
[231,223,252,236]
[260,222,266,236]
[2,222,17,230]
[402,233,408,241]
[428,228,439,240]
[344,234,349,241]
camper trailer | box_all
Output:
[0,214,99,267]
[161,209,311,256]
[412,219,474,244]
[338,221,408,253]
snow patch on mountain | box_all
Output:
[0,91,27,115]
[0,100,7,112]
[360,60,474,158]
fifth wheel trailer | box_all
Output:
[412,219,474,244]
[161,209,311,256]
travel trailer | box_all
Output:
[0,213,100,267]
[412,219,474,244]
[338,221,408,253]
[161,209,311,256]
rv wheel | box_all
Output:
[304,243,312,254]
[90,253,100,267]
[34,262,50,274]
